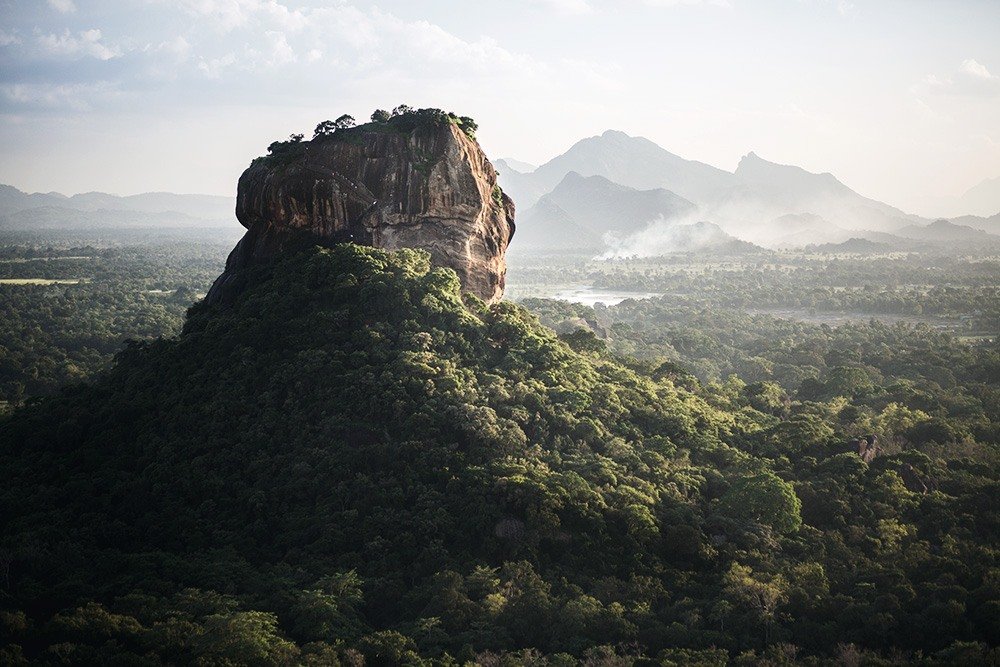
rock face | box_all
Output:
[206,120,515,304]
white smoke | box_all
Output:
[599,213,730,259]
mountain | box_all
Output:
[724,153,917,234]
[956,176,1000,217]
[498,130,738,209]
[0,243,792,663]
[1,112,996,663]
[765,213,852,247]
[806,237,893,254]
[0,205,216,230]
[495,157,537,174]
[515,198,602,252]
[496,132,927,250]
[950,210,1000,235]
[896,219,1000,248]
[515,172,695,252]
[0,183,235,224]
[211,110,514,305]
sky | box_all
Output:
[1,0,999,216]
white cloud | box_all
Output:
[197,52,238,78]
[536,0,595,15]
[0,30,22,46]
[164,0,306,33]
[155,35,192,61]
[47,0,77,13]
[836,0,858,18]
[643,0,732,7]
[259,30,296,67]
[37,28,123,60]
[919,59,1000,97]
[1,82,114,111]
[961,59,997,81]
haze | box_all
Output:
[1,0,999,217]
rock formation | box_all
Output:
[206,113,515,304]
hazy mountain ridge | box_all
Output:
[516,172,696,251]
[958,175,1000,217]
[0,183,235,224]
[498,131,995,253]
[895,219,1000,248]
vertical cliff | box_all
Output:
[207,114,515,304]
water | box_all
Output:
[550,286,661,307]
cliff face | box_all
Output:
[207,121,515,304]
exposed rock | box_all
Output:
[207,118,515,304]
[850,434,881,463]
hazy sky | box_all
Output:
[1,0,999,215]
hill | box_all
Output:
[498,130,738,209]
[0,183,235,226]
[957,176,1000,217]
[0,206,220,230]
[497,132,930,249]
[1,244,996,664]
[726,153,916,233]
[951,211,1000,235]
[896,219,1000,249]
[806,237,893,254]
[515,172,696,252]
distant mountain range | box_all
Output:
[0,184,235,229]
[515,172,698,252]
[958,176,1000,217]
[497,130,1000,254]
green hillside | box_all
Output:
[1,245,996,665]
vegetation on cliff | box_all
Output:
[0,245,997,665]
[261,106,478,168]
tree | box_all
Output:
[371,109,391,122]
[723,563,788,640]
[334,114,355,129]
[313,115,355,140]
[313,120,337,139]
[716,471,802,534]
[391,104,413,117]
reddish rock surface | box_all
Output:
[207,121,515,304]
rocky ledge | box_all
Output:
[206,109,515,304]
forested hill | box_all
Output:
[1,245,997,665]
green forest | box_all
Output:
[1,244,997,665]
[0,235,232,408]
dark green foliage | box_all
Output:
[1,245,997,664]
[262,107,480,168]
[0,239,228,406]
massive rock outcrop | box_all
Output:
[206,115,515,304]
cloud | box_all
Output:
[537,0,595,15]
[2,0,617,119]
[47,0,77,13]
[259,30,296,67]
[642,0,732,7]
[919,59,1000,97]
[836,0,858,18]
[197,52,238,78]
[1,81,116,111]
[155,36,192,61]
[961,59,997,81]
[164,0,306,33]
[0,30,22,46]
[36,29,123,61]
